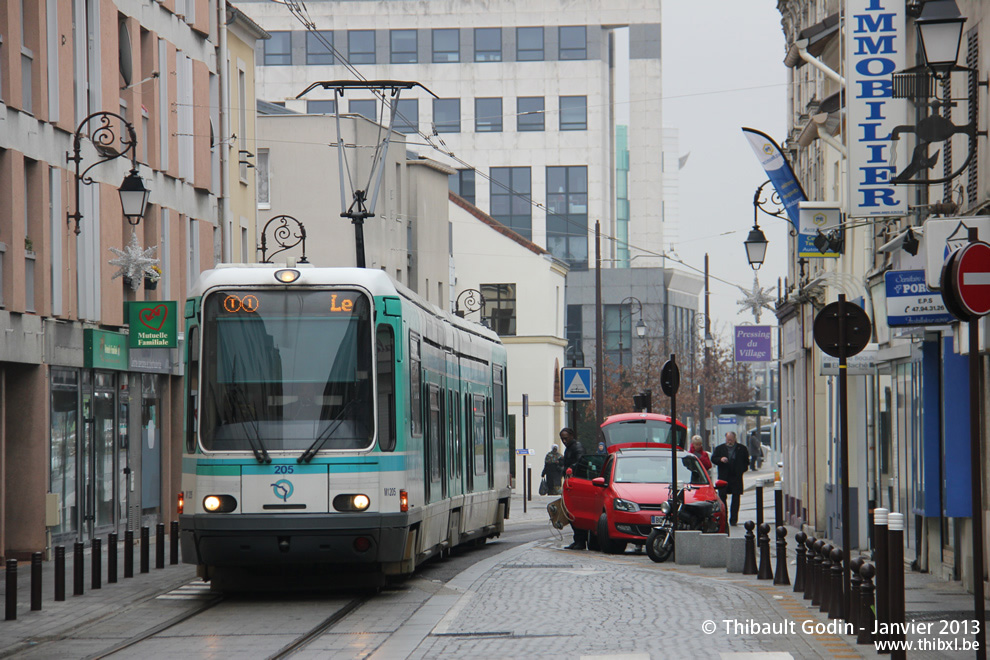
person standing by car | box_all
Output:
[689,435,712,471]
[559,427,588,549]
[746,430,763,471]
[542,445,563,495]
[712,431,749,527]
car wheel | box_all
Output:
[597,513,627,555]
[646,528,673,563]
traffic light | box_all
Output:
[633,390,652,413]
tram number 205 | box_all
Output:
[274,466,295,474]
[384,487,397,497]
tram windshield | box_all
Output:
[200,289,374,453]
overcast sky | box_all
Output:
[662,2,790,336]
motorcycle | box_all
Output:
[645,483,722,563]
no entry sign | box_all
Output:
[941,241,990,320]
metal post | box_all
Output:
[819,543,833,613]
[124,530,134,578]
[773,526,790,586]
[829,546,844,621]
[837,294,853,619]
[701,254,710,450]
[858,562,876,646]
[774,480,784,529]
[757,522,773,580]
[170,521,179,565]
[968,311,987,659]
[874,509,889,653]
[804,536,817,601]
[888,513,906,660]
[810,539,825,605]
[527,467,532,503]
[522,394,528,512]
[91,537,102,589]
[793,531,807,593]
[55,545,65,601]
[108,533,118,583]
[156,523,165,569]
[30,552,42,611]
[73,542,84,596]
[755,484,764,528]
[595,221,603,425]
[849,556,864,633]
[668,356,678,562]
[5,559,17,620]
[140,526,150,574]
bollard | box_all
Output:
[874,508,890,654]
[757,522,773,580]
[804,536,817,601]
[55,545,65,601]
[849,556,864,633]
[140,526,150,574]
[829,546,844,621]
[5,559,17,621]
[774,526,790,585]
[92,537,102,589]
[858,562,876,645]
[124,530,134,578]
[888,513,906,660]
[170,521,179,565]
[774,480,784,529]
[819,543,833,614]
[156,523,165,569]
[73,542,84,596]
[755,484,764,528]
[31,552,42,611]
[793,531,806,592]
[742,521,758,575]
[108,533,118,583]
[810,539,825,605]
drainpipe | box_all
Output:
[217,0,230,263]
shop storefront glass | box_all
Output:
[50,369,79,540]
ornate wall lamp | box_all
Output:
[258,214,308,264]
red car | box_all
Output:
[598,412,688,449]
[563,415,726,554]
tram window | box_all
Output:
[410,334,422,436]
[376,325,396,451]
[493,365,505,438]
[428,386,441,482]
[473,394,486,475]
[186,325,199,453]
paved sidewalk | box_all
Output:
[0,534,197,658]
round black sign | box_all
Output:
[660,359,680,396]
[813,300,872,358]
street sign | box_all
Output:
[660,358,680,397]
[884,270,954,327]
[821,345,879,376]
[734,325,773,362]
[515,448,534,455]
[948,241,990,318]
[923,216,990,288]
[717,415,738,425]
[561,368,592,401]
[813,300,872,359]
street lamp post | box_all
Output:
[618,296,647,369]
[67,111,149,235]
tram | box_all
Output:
[177,265,510,587]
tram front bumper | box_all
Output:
[179,512,414,566]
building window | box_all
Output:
[604,304,632,368]
[432,28,459,63]
[390,29,417,63]
[516,27,543,61]
[517,96,544,132]
[433,98,460,133]
[490,167,532,239]
[307,99,336,114]
[306,30,333,65]
[560,96,587,131]
[559,26,587,60]
[474,27,501,62]
[546,165,588,269]
[393,98,418,134]
[264,31,292,65]
[449,168,475,204]
[481,283,516,336]
[256,148,270,209]
[348,30,376,64]
[349,99,377,122]
[475,97,502,132]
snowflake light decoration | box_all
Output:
[109,229,159,291]
[737,275,776,323]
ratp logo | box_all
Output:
[271,479,294,501]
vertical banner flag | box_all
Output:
[846,0,908,217]
[734,325,773,362]
[742,127,807,229]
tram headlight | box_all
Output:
[352,494,371,510]
[202,494,237,513]
[274,269,301,284]
[333,494,372,512]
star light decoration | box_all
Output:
[737,275,776,324]
[109,229,160,291]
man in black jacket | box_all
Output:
[711,431,749,527]
[559,427,588,549]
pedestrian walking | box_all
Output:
[559,427,588,549]
[747,430,764,471]
[711,431,749,527]
[542,445,563,495]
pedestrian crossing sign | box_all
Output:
[561,368,592,400]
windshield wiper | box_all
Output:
[298,396,362,464]
[226,384,271,464]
